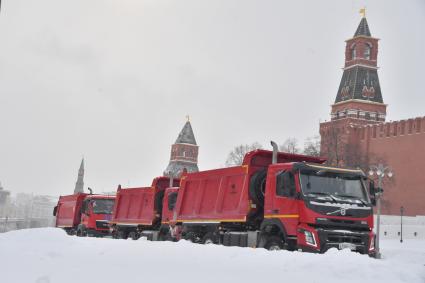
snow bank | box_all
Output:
[0,228,424,283]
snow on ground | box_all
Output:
[0,228,424,283]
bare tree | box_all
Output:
[225,142,263,166]
[279,138,300,154]
[303,135,321,157]
[321,127,344,167]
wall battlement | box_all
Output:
[358,116,425,141]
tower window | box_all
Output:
[364,43,371,60]
[365,112,370,120]
[351,46,356,60]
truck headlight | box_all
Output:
[304,230,316,247]
[369,235,375,251]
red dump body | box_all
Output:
[111,177,179,226]
[55,193,87,228]
[174,150,325,223]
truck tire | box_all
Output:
[184,231,200,243]
[118,230,129,240]
[76,226,87,237]
[249,170,267,207]
[129,231,139,241]
[202,232,218,244]
[264,235,284,251]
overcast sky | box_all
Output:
[0,0,424,196]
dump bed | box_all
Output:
[111,177,179,226]
[55,193,87,228]
[174,150,326,223]
[175,166,250,223]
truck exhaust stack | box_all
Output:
[270,141,278,164]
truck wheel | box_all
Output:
[265,236,284,251]
[129,231,139,241]
[111,229,119,239]
[117,230,129,239]
[202,232,218,244]
[159,229,173,241]
[249,170,267,207]
[77,229,85,237]
[184,232,199,243]
[76,227,83,237]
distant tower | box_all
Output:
[164,118,199,177]
[329,14,386,124]
[320,12,386,167]
[74,158,84,194]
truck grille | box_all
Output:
[317,228,369,254]
[96,221,109,229]
[327,233,363,244]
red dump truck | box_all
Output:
[162,144,376,255]
[54,193,115,237]
[110,176,179,240]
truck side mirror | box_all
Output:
[53,206,58,216]
[369,181,376,206]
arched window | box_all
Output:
[364,43,371,60]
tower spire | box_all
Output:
[74,158,85,194]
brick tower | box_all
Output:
[164,119,199,177]
[320,13,425,216]
[320,15,386,167]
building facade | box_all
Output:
[164,120,199,177]
[320,16,425,216]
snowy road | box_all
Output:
[0,228,424,283]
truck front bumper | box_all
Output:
[297,224,374,255]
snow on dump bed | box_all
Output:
[0,228,424,283]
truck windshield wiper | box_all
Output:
[306,192,337,202]
[335,194,368,205]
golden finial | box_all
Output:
[359,7,366,18]
[186,115,190,122]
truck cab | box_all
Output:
[77,195,115,237]
[261,162,375,254]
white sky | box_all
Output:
[0,0,424,196]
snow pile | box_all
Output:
[0,228,424,283]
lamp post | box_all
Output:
[400,206,404,243]
[369,164,393,259]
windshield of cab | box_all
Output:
[299,170,369,203]
[92,199,115,214]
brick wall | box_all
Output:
[358,117,425,216]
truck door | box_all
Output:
[265,167,299,236]
[80,199,90,226]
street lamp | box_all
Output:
[400,206,404,243]
[369,164,393,259]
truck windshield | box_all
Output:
[92,199,115,214]
[299,171,368,203]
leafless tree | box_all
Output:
[225,142,263,166]
[321,127,344,167]
[303,135,321,157]
[279,138,300,154]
